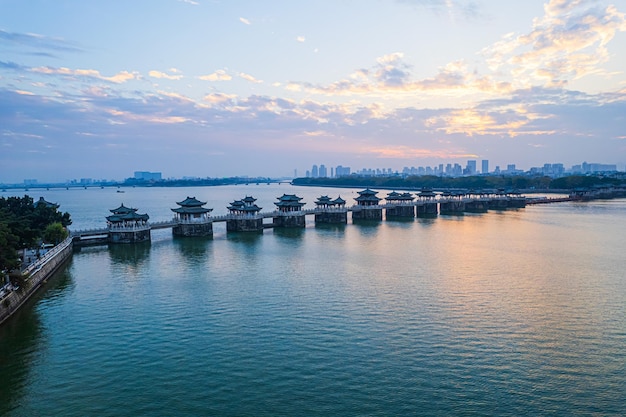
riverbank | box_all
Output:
[0,237,73,326]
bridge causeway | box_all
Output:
[69,200,504,239]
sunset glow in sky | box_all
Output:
[1,0,626,181]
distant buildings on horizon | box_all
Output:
[304,160,620,179]
[5,162,625,187]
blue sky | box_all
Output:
[1,0,625,182]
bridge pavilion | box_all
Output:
[416,188,438,216]
[385,191,415,218]
[106,204,150,243]
[352,189,383,221]
[273,194,306,228]
[171,196,213,237]
[226,196,264,232]
[314,195,348,224]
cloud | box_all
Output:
[239,17,251,25]
[149,70,184,80]
[239,72,262,83]
[481,0,626,87]
[366,145,478,160]
[286,0,624,105]
[0,61,25,70]
[296,36,306,43]
[203,93,237,105]
[178,0,199,5]
[198,69,232,81]
[0,29,83,54]
[30,66,139,83]
[289,54,512,98]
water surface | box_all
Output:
[1,186,625,416]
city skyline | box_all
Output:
[1,1,626,183]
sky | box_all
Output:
[1,0,626,182]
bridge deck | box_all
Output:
[68,200,511,237]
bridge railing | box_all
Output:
[22,236,73,277]
[69,227,109,237]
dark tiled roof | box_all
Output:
[171,207,213,214]
[110,203,137,214]
[106,212,149,222]
[35,196,59,208]
[176,196,207,207]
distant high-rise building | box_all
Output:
[311,165,319,178]
[330,167,334,178]
[134,171,162,181]
[319,164,328,178]
[481,160,489,174]
[335,165,350,177]
[465,160,477,175]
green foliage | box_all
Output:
[43,222,68,244]
[0,195,72,271]
[0,222,20,272]
[292,174,626,191]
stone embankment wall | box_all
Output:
[0,237,73,326]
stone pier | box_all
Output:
[352,189,383,221]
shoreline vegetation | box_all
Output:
[291,173,626,191]
[2,173,626,192]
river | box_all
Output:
[1,184,625,416]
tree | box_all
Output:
[0,222,20,272]
[0,196,72,272]
[43,222,68,245]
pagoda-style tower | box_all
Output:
[487,189,509,210]
[352,189,382,221]
[35,196,60,209]
[226,196,264,232]
[439,191,465,214]
[171,196,213,237]
[314,195,347,224]
[106,203,150,243]
[385,191,415,218]
[464,190,489,213]
[507,190,526,208]
[416,188,438,216]
[273,194,306,228]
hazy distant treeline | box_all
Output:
[292,174,626,191]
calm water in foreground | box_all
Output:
[1,185,625,416]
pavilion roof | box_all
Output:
[171,206,213,214]
[315,195,332,204]
[176,196,207,207]
[355,194,382,202]
[241,204,262,212]
[35,196,59,209]
[110,203,138,214]
[106,211,149,222]
[276,194,303,202]
[228,199,262,212]
[417,188,436,197]
[357,188,379,196]
[332,196,346,205]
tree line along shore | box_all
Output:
[291,173,626,191]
